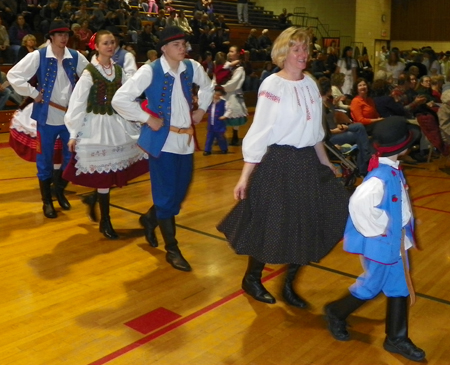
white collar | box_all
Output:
[46,45,73,60]
[379,156,400,169]
[160,54,186,75]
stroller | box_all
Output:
[324,139,361,187]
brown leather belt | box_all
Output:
[48,100,68,112]
[169,125,194,146]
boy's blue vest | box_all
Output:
[112,48,127,68]
[344,163,415,264]
[31,47,79,126]
[138,58,194,157]
[207,99,227,133]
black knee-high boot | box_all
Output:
[81,191,98,222]
[324,293,366,341]
[158,217,191,271]
[282,264,308,308]
[39,178,57,218]
[98,192,118,240]
[139,205,159,247]
[383,296,425,362]
[242,256,276,304]
[53,169,71,210]
[230,129,239,146]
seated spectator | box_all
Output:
[138,23,158,54]
[404,53,428,79]
[438,89,450,144]
[40,0,60,34]
[178,9,193,38]
[350,78,384,134]
[416,75,438,104]
[326,40,337,55]
[60,1,75,25]
[17,34,37,62]
[0,0,17,26]
[278,8,292,29]
[79,20,93,52]
[383,51,405,85]
[213,14,229,33]
[311,51,330,79]
[326,44,339,74]
[152,9,167,38]
[242,50,259,91]
[260,61,274,82]
[331,73,351,112]
[67,23,84,55]
[422,49,440,76]
[431,75,444,103]
[148,0,159,13]
[199,12,213,31]
[166,9,178,27]
[202,51,214,78]
[358,52,374,83]
[258,29,272,60]
[8,14,31,47]
[89,1,108,32]
[198,25,215,56]
[145,49,158,63]
[0,71,22,107]
[0,17,11,64]
[244,28,263,61]
[319,77,371,175]
[195,0,205,13]
[211,27,229,55]
[127,9,142,43]
[161,0,175,12]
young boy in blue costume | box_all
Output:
[324,116,426,362]
[203,85,229,155]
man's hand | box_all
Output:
[146,115,164,131]
[192,109,205,125]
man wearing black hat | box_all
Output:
[324,117,426,362]
[112,26,213,272]
[8,20,89,219]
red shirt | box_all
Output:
[350,95,380,125]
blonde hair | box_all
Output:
[331,73,345,87]
[21,34,36,46]
[271,27,310,68]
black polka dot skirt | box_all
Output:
[217,145,350,265]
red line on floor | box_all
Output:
[412,190,450,202]
[407,173,450,180]
[88,267,286,365]
[0,142,10,149]
[414,205,450,214]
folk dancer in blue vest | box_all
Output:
[324,117,426,362]
[7,20,89,219]
[112,26,213,271]
[203,85,229,155]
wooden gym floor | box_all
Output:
[0,120,450,365]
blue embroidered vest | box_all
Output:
[112,48,127,68]
[343,163,415,264]
[138,59,194,157]
[31,47,79,126]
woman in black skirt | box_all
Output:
[217,27,349,306]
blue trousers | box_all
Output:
[36,123,71,180]
[149,152,193,220]
[350,256,409,300]
[204,131,228,153]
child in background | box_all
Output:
[204,85,229,155]
[213,51,239,85]
[324,117,426,362]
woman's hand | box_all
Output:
[68,139,76,152]
[234,177,248,200]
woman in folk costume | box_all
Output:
[63,30,148,239]
[217,27,349,306]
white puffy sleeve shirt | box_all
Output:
[242,73,324,163]
[349,158,413,252]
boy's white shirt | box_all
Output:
[349,157,413,252]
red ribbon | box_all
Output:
[88,33,97,50]
[368,152,381,171]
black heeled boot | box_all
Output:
[383,296,426,362]
[282,264,308,308]
[53,169,71,210]
[242,256,276,304]
[98,192,118,240]
[81,191,98,222]
[39,178,57,218]
[229,130,239,146]
[139,206,159,247]
[158,217,191,271]
[324,293,366,341]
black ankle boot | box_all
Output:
[98,192,118,240]
[158,217,191,271]
[139,206,158,247]
[324,293,366,341]
[230,130,239,146]
[282,264,308,308]
[81,191,98,222]
[53,169,71,210]
[383,296,425,362]
[242,256,276,304]
[39,178,57,218]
